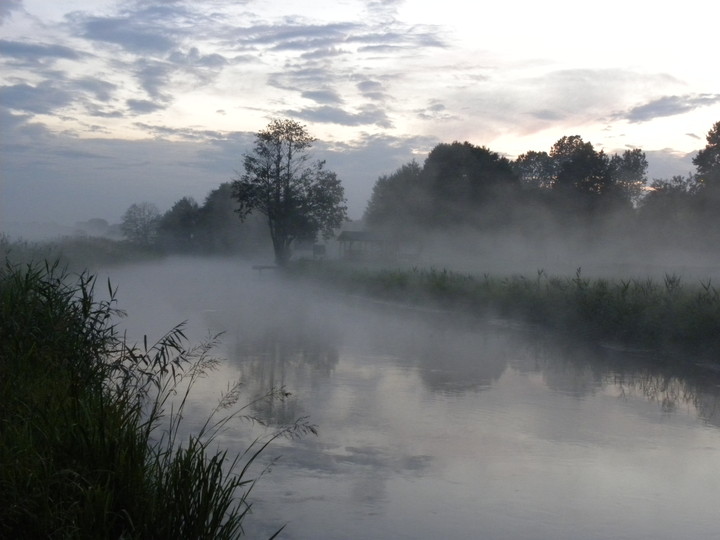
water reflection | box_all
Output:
[103,261,720,540]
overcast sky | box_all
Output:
[1,0,719,231]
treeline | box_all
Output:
[120,183,270,255]
[365,121,720,254]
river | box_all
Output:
[106,258,720,540]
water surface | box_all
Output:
[108,259,720,540]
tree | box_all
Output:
[550,135,611,198]
[157,197,200,251]
[693,120,720,190]
[609,148,648,205]
[197,183,270,254]
[421,141,519,227]
[364,160,425,241]
[120,202,160,246]
[512,150,555,189]
[231,119,347,266]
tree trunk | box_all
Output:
[273,237,291,267]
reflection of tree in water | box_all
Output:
[230,328,340,425]
[409,325,510,393]
[510,330,720,421]
[364,315,512,394]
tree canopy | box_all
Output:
[120,202,160,246]
[693,121,720,190]
[232,119,347,265]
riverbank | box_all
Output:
[288,261,720,359]
[0,259,300,538]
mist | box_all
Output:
[81,253,720,540]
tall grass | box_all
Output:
[0,233,162,272]
[290,261,720,357]
[0,259,314,538]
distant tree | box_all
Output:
[120,202,160,246]
[550,135,611,198]
[364,160,425,241]
[693,120,720,190]
[157,197,200,251]
[197,183,269,254]
[421,141,519,227]
[232,119,347,266]
[512,150,555,189]
[609,149,648,205]
[639,174,702,242]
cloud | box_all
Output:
[168,47,228,69]
[356,80,385,100]
[0,82,74,114]
[0,0,22,24]
[287,105,393,128]
[126,99,166,114]
[268,66,336,92]
[301,89,343,104]
[237,21,358,50]
[132,58,174,100]
[416,100,456,121]
[81,16,176,53]
[0,39,81,64]
[73,77,117,102]
[624,94,720,123]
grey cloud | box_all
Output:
[133,122,229,143]
[0,0,22,24]
[268,66,335,91]
[358,44,403,54]
[126,99,165,114]
[0,39,81,63]
[530,109,565,121]
[300,47,348,60]
[234,18,444,56]
[302,89,343,104]
[0,82,74,114]
[238,22,357,49]
[73,78,117,102]
[416,100,456,121]
[85,105,124,118]
[624,94,720,123]
[80,16,176,53]
[349,28,445,49]
[287,105,393,128]
[356,80,386,101]
[168,47,228,68]
[133,59,174,100]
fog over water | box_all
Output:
[103,257,720,539]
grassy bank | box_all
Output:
[0,259,308,538]
[0,234,163,272]
[289,261,720,357]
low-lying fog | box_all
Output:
[99,256,720,540]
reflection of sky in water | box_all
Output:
[105,259,720,540]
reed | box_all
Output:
[290,261,720,356]
[0,259,310,538]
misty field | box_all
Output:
[290,261,720,358]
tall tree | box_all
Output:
[364,160,425,241]
[157,197,200,251]
[120,202,160,246]
[550,135,611,197]
[421,141,519,227]
[609,148,648,205]
[232,119,347,266]
[693,120,720,190]
[512,150,555,189]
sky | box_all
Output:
[1,0,719,232]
